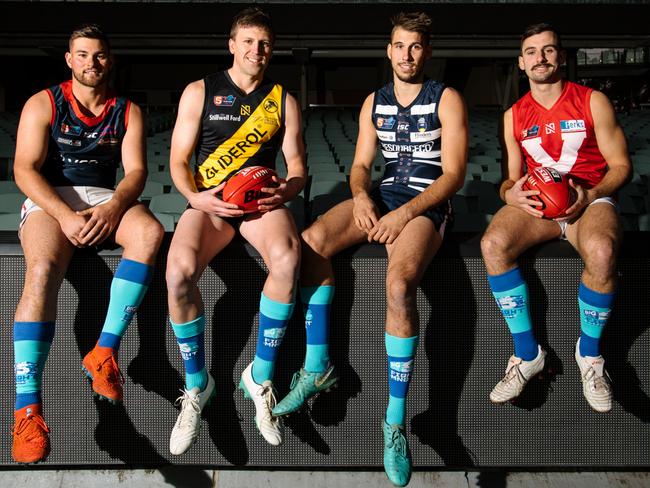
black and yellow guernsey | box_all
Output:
[195,71,286,190]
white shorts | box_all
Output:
[557,196,618,239]
[20,186,114,229]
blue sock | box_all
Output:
[252,293,294,384]
[171,316,208,391]
[301,285,334,373]
[14,321,55,411]
[487,267,538,361]
[578,283,615,357]
[385,333,418,427]
[98,259,154,353]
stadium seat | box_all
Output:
[0,213,20,231]
[140,181,166,200]
[452,213,492,232]
[0,181,20,194]
[148,193,187,219]
[309,179,351,200]
[0,193,25,213]
[153,212,176,232]
[148,171,174,187]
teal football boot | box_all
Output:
[383,420,411,487]
[272,364,338,416]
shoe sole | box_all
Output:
[81,365,122,405]
[273,379,339,417]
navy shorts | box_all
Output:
[370,184,451,232]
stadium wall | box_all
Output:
[1,234,648,468]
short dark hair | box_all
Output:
[230,7,275,43]
[69,24,111,53]
[521,22,563,50]
[390,12,433,46]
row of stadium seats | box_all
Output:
[1,108,650,233]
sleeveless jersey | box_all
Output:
[194,71,286,190]
[512,81,607,189]
[372,79,445,195]
[43,80,129,189]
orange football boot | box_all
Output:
[82,347,124,403]
[12,404,50,463]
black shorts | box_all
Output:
[370,184,451,232]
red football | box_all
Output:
[222,166,278,213]
[522,167,576,219]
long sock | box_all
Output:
[14,321,55,412]
[487,267,538,361]
[301,285,334,373]
[96,259,154,356]
[578,282,615,357]
[171,315,208,391]
[252,293,294,384]
[385,332,418,427]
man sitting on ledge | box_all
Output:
[11,24,164,463]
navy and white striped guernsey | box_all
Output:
[372,79,445,195]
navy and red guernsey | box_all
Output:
[42,80,130,189]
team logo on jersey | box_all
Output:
[61,123,82,136]
[240,105,251,116]
[263,99,279,113]
[417,117,427,132]
[522,125,539,139]
[545,123,556,134]
[377,116,396,130]
[57,137,82,147]
[397,122,409,133]
[560,120,586,132]
[214,95,236,107]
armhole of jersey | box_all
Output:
[435,84,445,120]
[124,100,132,130]
[200,77,209,124]
[370,89,379,124]
[511,102,519,144]
[46,89,56,127]
[584,88,595,130]
[280,86,287,126]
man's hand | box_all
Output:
[352,193,380,234]
[187,182,245,218]
[556,178,592,222]
[75,199,125,246]
[367,208,409,244]
[505,174,544,218]
[58,212,90,247]
[257,175,287,212]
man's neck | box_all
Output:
[393,77,424,107]
[71,79,109,117]
[529,79,564,110]
[227,67,264,95]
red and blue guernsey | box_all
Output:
[43,80,130,189]
[512,81,607,189]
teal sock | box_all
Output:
[385,333,418,426]
[97,259,153,352]
[301,285,334,373]
[171,316,207,391]
[14,321,55,410]
[487,267,538,360]
[252,293,294,384]
[578,282,615,357]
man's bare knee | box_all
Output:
[166,258,200,302]
[386,274,417,314]
[302,224,331,259]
